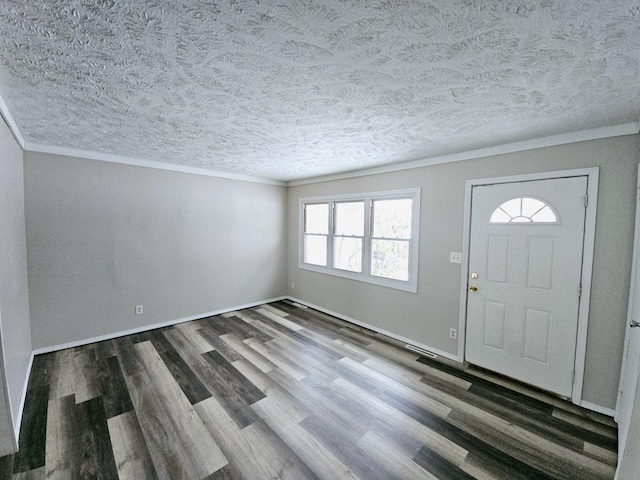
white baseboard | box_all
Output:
[21,294,615,439]
[32,296,287,356]
[580,400,616,418]
[286,297,618,417]
[286,296,460,362]
[14,351,34,445]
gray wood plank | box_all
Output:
[122,341,228,480]
[251,397,361,480]
[195,396,317,480]
[107,411,158,480]
[5,301,619,479]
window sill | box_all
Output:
[298,262,418,293]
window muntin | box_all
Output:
[490,197,558,224]
[299,189,420,292]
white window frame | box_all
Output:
[298,188,420,293]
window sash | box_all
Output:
[299,188,420,293]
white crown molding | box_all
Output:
[24,142,287,186]
[288,122,640,186]
[5,82,639,190]
[0,91,25,149]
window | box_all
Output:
[299,189,420,292]
[490,197,558,224]
[303,203,329,266]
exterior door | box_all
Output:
[615,167,640,472]
[466,176,587,397]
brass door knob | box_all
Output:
[469,285,478,292]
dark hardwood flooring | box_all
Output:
[0,300,618,479]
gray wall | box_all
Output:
[24,153,288,349]
[0,115,31,451]
[287,134,640,410]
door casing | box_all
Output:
[614,165,640,471]
[458,167,599,407]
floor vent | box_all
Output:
[405,344,438,358]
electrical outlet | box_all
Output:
[450,252,462,264]
[449,328,457,340]
[290,282,296,290]
[135,305,144,315]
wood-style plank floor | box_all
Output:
[0,300,618,479]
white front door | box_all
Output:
[465,176,587,397]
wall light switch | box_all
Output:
[450,252,462,264]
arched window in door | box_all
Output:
[490,197,558,224]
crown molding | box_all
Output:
[0,91,25,149]
[24,142,287,186]
[4,86,638,189]
[287,122,640,186]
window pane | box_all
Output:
[372,199,412,239]
[521,198,546,217]
[304,234,327,266]
[490,197,558,223]
[490,208,511,223]
[335,201,364,236]
[531,206,557,222]
[371,239,409,281]
[500,198,521,217]
[333,237,363,272]
[305,203,329,234]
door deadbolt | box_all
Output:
[471,273,478,279]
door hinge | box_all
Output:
[578,283,582,297]
[572,370,576,384]
[583,195,588,208]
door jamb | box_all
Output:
[457,167,599,407]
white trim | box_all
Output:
[13,352,34,444]
[24,143,286,186]
[0,308,18,451]
[580,400,616,418]
[0,91,25,149]
[287,296,459,362]
[31,297,287,355]
[288,123,639,186]
[573,170,599,404]
[298,188,421,293]
[458,167,599,407]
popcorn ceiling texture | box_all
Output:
[0,0,638,180]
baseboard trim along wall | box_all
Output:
[16,294,615,443]
[580,400,616,418]
[286,296,460,363]
[31,297,288,356]
[13,352,34,445]
[16,295,288,445]
[287,296,616,418]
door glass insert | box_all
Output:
[490,197,558,224]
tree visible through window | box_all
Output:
[299,189,420,292]
[371,199,412,281]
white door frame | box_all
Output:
[457,167,599,407]
[614,165,640,474]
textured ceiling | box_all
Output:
[0,1,639,181]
